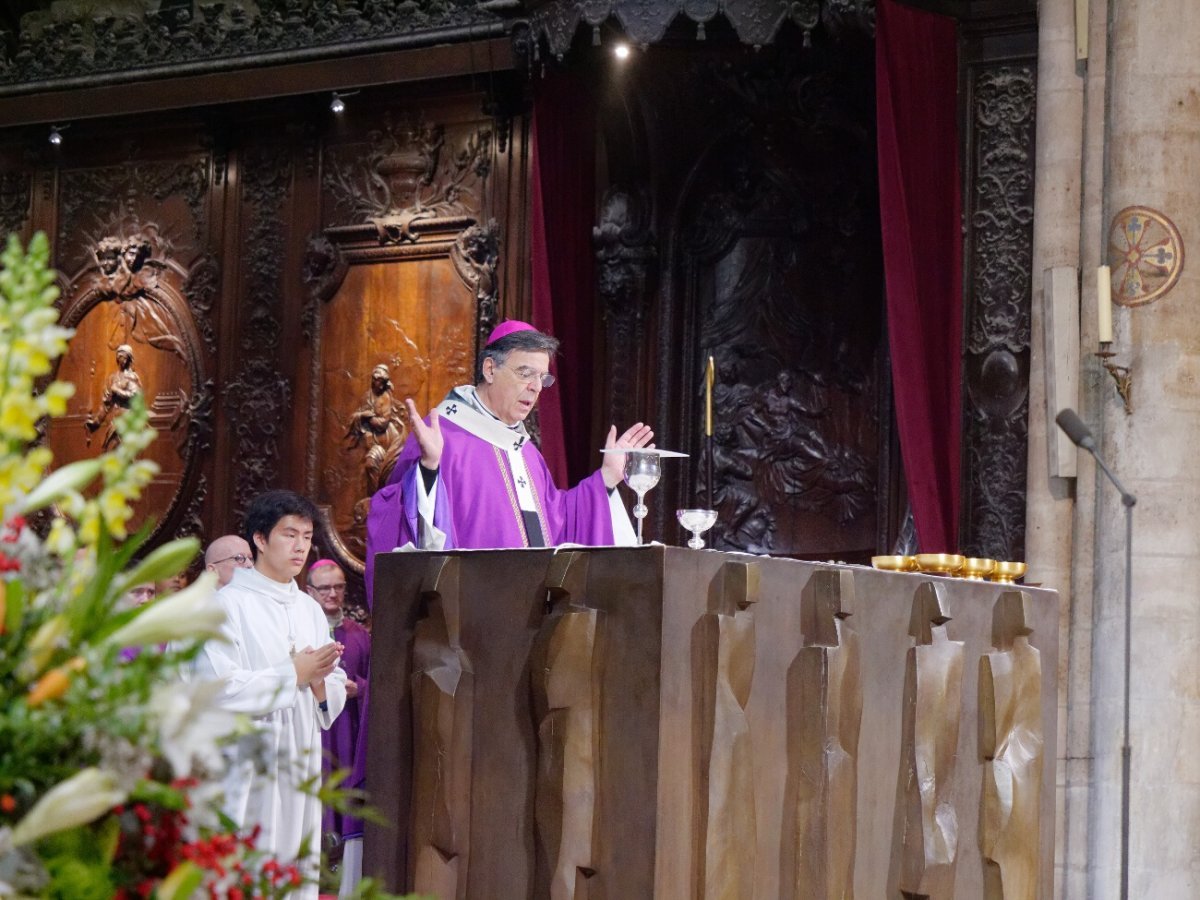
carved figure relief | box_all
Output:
[410,556,474,899]
[84,344,143,450]
[979,591,1043,900]
[786,568,861,900]
[594,186,656,430]
[79,233,187,360]
[323,115,492,243]
[346,364,408,498]
[889,581,965,900]
[50,224,208,549]
[530,552,602,900]
[692,561,758,899]
[672,59,883,557]
[450,220,501,352]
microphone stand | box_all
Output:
[1056,408,1136,898]
[1090,454,1137,900]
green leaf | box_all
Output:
[15,458,102,515]
[157,861,204,900]
[3,577,22,634]
[111,538,199,598]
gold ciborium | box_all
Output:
[871,555,917,573]
[961,557,996,580]
[915,553,965,577]
[990,561,1027,584]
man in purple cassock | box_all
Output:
[307,558,370,897]
[365,321,653,602]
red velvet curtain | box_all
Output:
[530,73,597,486]
[876,0,963,552]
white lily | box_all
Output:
[10,768,125,847]
[104,572,225,648]
[150,678,238,778]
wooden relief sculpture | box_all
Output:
[788,568,861,900]
[50,226,209,547]
[346,363,407,498]
[409,556,474,899]
[979,591,1043,900]
[530,552,602,900]
[692,561,759,900]
[84,343,143,450]
[890,581,965,900]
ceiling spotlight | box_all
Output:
[329,90,360,114]
[613,43,631,60]
[48,124,68,146]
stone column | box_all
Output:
[1024,0,1085,891]
[1087,1,1200,897]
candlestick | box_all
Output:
[1098,264,1113,343]
[705,355,714,437]
[705,355,715,512]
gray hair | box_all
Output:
[475,329,560,384]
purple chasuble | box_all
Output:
[365,414,614,605]
[321,618,370,841]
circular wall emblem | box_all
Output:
[1107,205,1185,306]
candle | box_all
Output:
[1098,265,1113,343]
[705,356,714,437]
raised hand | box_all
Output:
[601,422,655,489]
[405,398,444,469]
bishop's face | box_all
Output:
[478,349,550,426]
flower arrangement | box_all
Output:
[0,234,405,898]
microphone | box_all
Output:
[1055,408,1096,452]
[1055,408,1135,507]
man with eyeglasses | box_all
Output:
[204,534,254,587]
[306,559,371,898]
[366,320,654,602]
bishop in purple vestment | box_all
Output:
[308,559,370,895]
[365,321,653,604]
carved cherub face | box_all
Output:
[95,238,122,276]
[121,238,150,272]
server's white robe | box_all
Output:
[194,566,346,897]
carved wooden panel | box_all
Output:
[47,228,209,545]
[785,568,861,900]
[636,50,887,559]
[889,581,965,899]
[959,57,1037,561]
[979,591,1043,900]
[410,556,474,900]
[225,142,292,524]
[308,111,499,576]
[692,561,758,899]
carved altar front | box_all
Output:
[365,547,1058,898]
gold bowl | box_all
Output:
[871,555,917,573]
[961,557,996,580]
[914,553,965,576]
[990,561,1027,584]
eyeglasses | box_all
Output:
[498,364,555,388]
[212,554,252,567]
[310,584,346,595]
